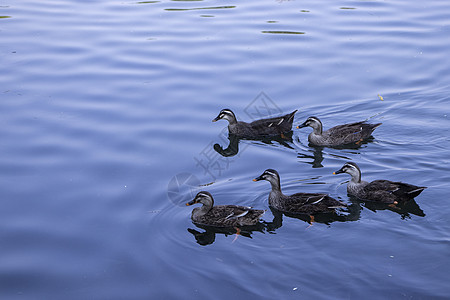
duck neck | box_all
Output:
[269,178,283,195]
[227,115,238,125]
[197,201,213,215]
[312,122,323,135]
[268,178,285,209]
[350,172,361,184]
[193,205,210,219]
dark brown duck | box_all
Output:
[253,169,346,214]
[213,108,297,139]
[333,162,426,204]
[297,116,381,146]
[186,191,264,227]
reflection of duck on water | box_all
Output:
[348,196,425,220]
[214,132,294,158]
[264,201,361,231]
[187,223,266,246]
[214,134,240,157]
[296,145,325,168]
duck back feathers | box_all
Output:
[191,205,265,227]
[361,180,426,203]
[273,192,346,214]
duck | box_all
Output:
[253,169,346,214]
[213,108,297,139]
[186,191,265,227]
[297,116,382,147]
[333,162,426,204]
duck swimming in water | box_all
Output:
[333,162,426,204]
[186,191,265,227]
[297,116,381,147]
[253,169,346,214]
[213,108,297,139]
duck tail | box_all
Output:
[407,186,426,198]
[287,110,298,123]
[372,123,382,130]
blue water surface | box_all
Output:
[1,0,450,299]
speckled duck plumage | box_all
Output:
[333,162,426,204]
[297,116,382,147]
[186,191,264,227]
[213,109,297,139]
[253,169,346,214]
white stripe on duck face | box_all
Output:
[196,192,211,199]
[264,170,278,178]
[220,109,233,117]
[307,117,321,125]
[344,163,359,173]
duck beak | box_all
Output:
[253,175,263,182]
[333,168,344,175]
[186,199,197,206]
[296,121,308,129]
[212,114,221,122]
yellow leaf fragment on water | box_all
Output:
[378,94,384,101]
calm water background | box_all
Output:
[1,0,450,299]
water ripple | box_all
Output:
[2,0,450,298]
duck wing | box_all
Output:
[365,180,398,192]
[224,207,250,220]
[368,180,425,196]
[198,205,264,227]
[283,193,346,213]
[289,192,328,205]
[249,110,298,134]
[390,182,426,198]
[363,180,425,203]
[325,121,381,144]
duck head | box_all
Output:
[186,191,214,208]
[212,109,237,124]
[333,162,362,183]
[297,116,323,134]
[253,169,281,190]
